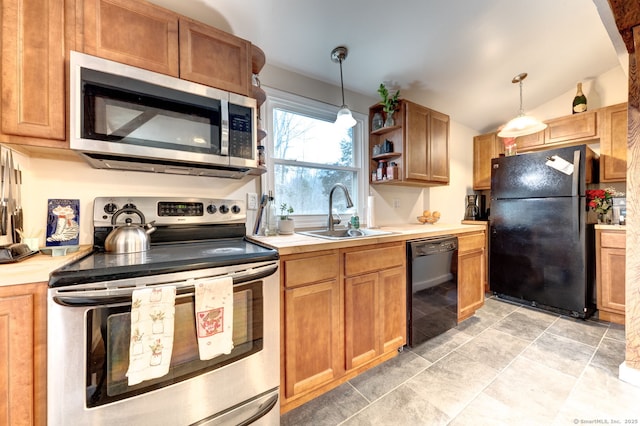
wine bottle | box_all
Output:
[572,82,587,114]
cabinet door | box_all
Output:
[379,266,407,353]
[1,0,66,142]
[405,101,449,183]
[179,18,251,96]
[458,233,485,321]
[545,111,597,144]
[600,103,627,182]
[515,131,545,150]
[284,279,342,398]
[0,283,47,426]
[82,0,179,76]
[599,247,626,317]
[345,273,380,370]
[429,110,450,183]
[473,132,497,190]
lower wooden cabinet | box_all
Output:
[457,232,486,321]
[596,228,626,324]
[281,242,406,413]
[0,282,47,426]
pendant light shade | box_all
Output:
[331,46,356,128]
[497,73,547,138]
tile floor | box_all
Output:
[281,296,640,425]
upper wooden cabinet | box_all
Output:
[473,132,503,190]
[81,0,254,96]
[473,103,629,188]
[82,0,180,76]
[179,18,251,96]
[599,103,627,182]
[1,0,66,145]
[369,99,450,187]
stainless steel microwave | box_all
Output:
[70,51,257,179]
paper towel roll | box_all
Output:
[367,196,376,228]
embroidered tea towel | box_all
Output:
[126,286,176,386]
[195,276,234,360]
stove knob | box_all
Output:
[104,203,119,214]
[123,203,137,210]
[231,205,241,214]
[207,204,217,214]
[219,204,229,214]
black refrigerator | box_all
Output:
[489,144,596,318]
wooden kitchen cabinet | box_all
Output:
[596,228,626,324]
[281,251,342,399]
[1,0,66,145]
[457,232,486,321]
[82,0,180,76]
[545,111,598,144]
[473,131,504,190]
[599,103,627,182]
[369,100,450,187]
[281,242,406,414]
[179,18,251,96]
[81,0,254,96]
[0,282,47,426]
[343,242,406,370]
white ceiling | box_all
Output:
[148,0,625,133]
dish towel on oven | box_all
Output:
[195,276,234,360]
[126,286,176,386]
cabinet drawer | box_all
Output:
[601,231,625,249]
[458,233,485,252]
[283,253,339,288]
[344,244,405,276]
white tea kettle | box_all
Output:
[105,208,156,253]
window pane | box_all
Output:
[274,164,357,215]
[273,108,353,166]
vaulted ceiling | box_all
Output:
[149,0,626,133]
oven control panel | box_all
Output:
[94,197,246,226]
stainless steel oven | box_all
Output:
[48,197,280,425]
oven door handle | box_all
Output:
[53,263,278,307]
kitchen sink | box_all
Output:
[297,228,395,240]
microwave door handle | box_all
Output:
[221,99,229,156]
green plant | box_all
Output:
[279,203,294,220]
[378,83,400,114]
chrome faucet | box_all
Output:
[328,183,354,231]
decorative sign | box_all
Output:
[46,199,80,246]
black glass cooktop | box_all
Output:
[49,238,278,287]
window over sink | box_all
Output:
[263,88,367,229]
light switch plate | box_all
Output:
[247,193,258,210]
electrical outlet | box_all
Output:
[393,199,400,209]
[247,193,258,210]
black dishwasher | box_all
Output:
[406,235,458,347]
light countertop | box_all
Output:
[248,222,486,256]
[1,245,93,287]
[595,224,626,231]
[0,223,486,287]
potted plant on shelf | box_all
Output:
[278,203,295,235]
[378,83,400,127]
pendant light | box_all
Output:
[331,46,357,128]
[497,73,547,138]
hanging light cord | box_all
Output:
[338,57,346,107]
[518,78,524,116]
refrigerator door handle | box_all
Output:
[571,150,580,197]
[572,149,581,236]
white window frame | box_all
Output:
[262,86,368,230]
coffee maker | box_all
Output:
[464,194,486,220]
